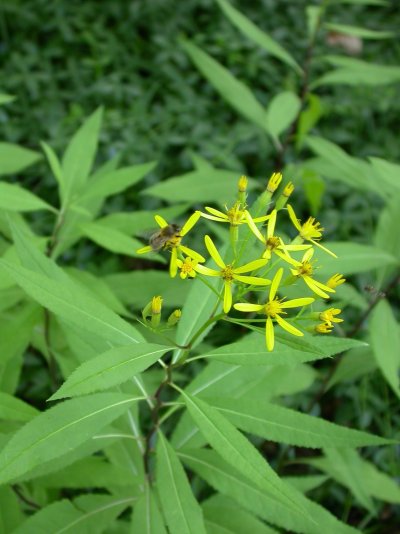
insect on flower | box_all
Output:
[149,223,182,251]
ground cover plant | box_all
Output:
[0,0,399,533]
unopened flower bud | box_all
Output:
[238,175,248,193]
[315,322,333,334]
[167,309,181,326]
[326,273,346,290]
[283,182,295,197]
[266,172,283,193]
[151,295,163,327]
[275,181,294,210]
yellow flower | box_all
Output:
[200,201,269,227]
[267,172,283,193]
[326,273,346,289]
[285,248,335,299]
[315,322,333,334]
[234,268,314,351]
[195,235,270,313]
[246,209,310,261]
[176,257,197,279]
[287,204,337,258]
[151,295,163,315]
[238,175,248,193]
[137,211,204,277]
[319,307,343,325]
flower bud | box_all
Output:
[151,295,163,327]
[167,309,182,326]
[266,172,283,193]
[275,182,294,210]
[238,175,248,193]
[315,322,333,334]
[326,273,346,289]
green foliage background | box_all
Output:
[0,0,399,532]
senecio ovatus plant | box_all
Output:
[138,172,345,351]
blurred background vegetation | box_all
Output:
[1,0,399,531]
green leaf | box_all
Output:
[194,332,365,365]
[327,346,377,389]
[0,182,55,212]
[324,22,394,39]
[80,221,152,259]
[0,393,141,484]
[180,449,359,534]
[207,397,392,448]
[203,494,278,534]
[0,94,15,105]
[131,484,168,534]
[61,107,103,204]
[284,475,328,494]
[215,0,301,73]
[0,143,41,176]
[0,260,144,346]
[296,94,323,150]
[156,432,207,534]
[179,390,307,517]
[50,343,171,400]
[0,392,39,422]
[181,39,266,129]
[370,299,400,398]
[80,161,156,200]
[265,91,301,140]
[0,486,24,532]
[374,192,400,285]
[41,141,64,191]
[369,157,400,194]
[313,242,398,276]
[144,167,257,203]
[13,494,134,534]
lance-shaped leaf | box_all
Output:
[12,494,134,534]
[156,432,207,534]
[178,390,308,518]
[41,141,64,190]
[180,449,358,534]
[50,343,172,400]
[265,91,301,140]
[0,182,55,212]
[216,0,301,73]
[0,260,143,346]
[131,483,168,534]
[181,39,266,130]
[0,392,39,422]
[0,393,142,485]
[207,397,392,448]
[370,299,400,398]
[0,142,41,175]
[61,107,103,204]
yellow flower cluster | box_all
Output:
[137,173,345,350]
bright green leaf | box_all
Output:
[265,91,301,140]
[0,143,41,176]
[131,483,168,534]
[0,392,39,422]
[0,182,55,212]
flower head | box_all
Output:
[176,257,198,279]
[285,248,335,299]
[319,308,343,325]
[246,209,310,261]
[315,322,333,334]
[326,273,346,289]
[267,172,283,193]
[234,268,314,351]
[195,235,270,313]
[200,201,268,228]
[136,211,204,277]
[287,204,337,258]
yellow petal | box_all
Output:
[205,207,228,219]
[310,239,337,258]
[280,297,315,308]
[170,247,178,278]
[204,235,225,269]
[266,317,274,351]
[285,244,312,251]
[180,245,205,262]
[195,264,220,277]
[223,281,232,313]
[267,209,277,239]
[274,249,298,266]
[234,303,264,312]
[155,215,168,228]
[234,274,271,286]
[275,314,303,337]
[302,247,314,262]
[234,258,268,274]
[244,211,264,243]
[136,245,152,254]
[287,204,302,232]
[303,276,330,299]
[199,213,226,222]
[270,268,283,301]
[181,211,201,236]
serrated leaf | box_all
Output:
[80,161,156,200]
[0,182,55,212]
[0,143,41,176]
[181,39,266,130]
[144,167,257,203]
[207,397,392,448]
[50,343,171,399]
[370,299,400,398]
[265,91,301,140]
[0,259,144,346]
[180,449,359,534]
[61,107,103,204]
[0,393,141,484]
[216,0,301,73]
[156,432,207,534]
[179,391,308,517]
[13,494,134,534]
[131,484,167,534]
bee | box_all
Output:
[149,224,181,251]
